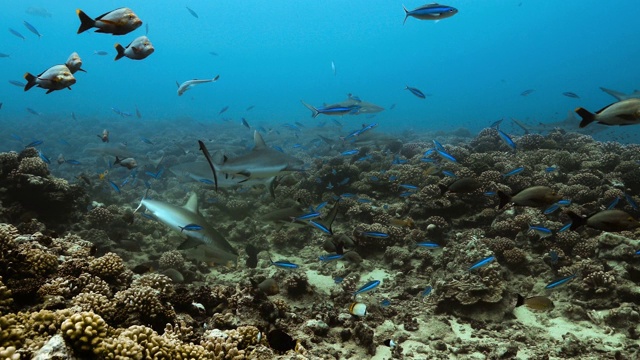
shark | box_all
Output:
[214,131,304,179]
[134,192,238,265]
[301,95,384,118]
[510,113,609,136]
[600,87,640,101]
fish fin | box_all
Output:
[23,72,37,91]
[76,9,95,34]
[437,184,448,196]
[183,192,199,214]
[177,237,202,250]
[516,294,525,307]
[599,87,625,101]
[497,191,511,210]
[198,140,218,192]
[114,43,125,60]
[567,211,587,231]
[403,5,409,25]
[267,176,278,199]
[253,130,267,150]
[45,89,54,94]
[213,75,220,81]
[300,100,320,118]
[114,156,121,165]
[78,68,87,73]
[575,107,596,128]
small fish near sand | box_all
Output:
[516,295,554,311]
[177,75,220,96]
[76,8,143,35]
[403,3,458,25]
[24,65,76,94]
[115,36,154,60]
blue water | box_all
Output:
[1,1,639,139]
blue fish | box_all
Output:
[25,140,43,148]
[436,149,457,163]
[490,119,503,129]
[58,139,71,146]
[543,203,560,215]
[315,201,328,211]
[337,178,350,186]
[140,137,154,145]
[370,176,380,182]
[120,177,130,187]
[484,191,497,197]
[469,256,495,271]
[607,197,620,210]
[353,280,381,297]
[10,134,22,142]
[389,175,398,181]
[38,150,50,164]
[399,191,414,197]
[544,274,576,289]
[415,242,440,248]
[624,193,639,211]
[271,258,299,269]
[557,199,572,206]
[549,250,559,265]
[179,224,203,232]
[199,179,215,185]
[432,140,445,152]
[497,130,516,151]
[405,85,426,99]
[293,212,321,222]
[65,160,81,165]
[421,286,433,298]
[334,276,344,284]
[326,182,334,190]
[380,299,391,307]
[545,167,557,173]
[310,220,332,235]
[108,180,120,193]
[636,250,640,256]
[502,167,524,178]
[392,156,408,165]
[340,193,357,198]
[302,101,361,118]
[420,157,437,163]
[356,155,372,162]
[403,3,458,24]
[144,180,152,189]
[23,21,42,38]
[399,184,418,191]
[360,231,389,238]
[241,118,250,129]
[272,145,284,153]
[558,222,572,233]
[318,254,344,262]
[442,170,457,178]
[529,225,553,238]
[8,28,25,40]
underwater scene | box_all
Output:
[1,1,640,359]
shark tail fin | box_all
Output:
[114,43,126,61]
[403,5,409,25]
[300,100,320,118]
[575,107,596,128]
[133,189,150,214]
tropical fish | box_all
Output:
[529,225,552,238]
[38,150,50,164]
[490,118,503,129]
[318,254,344,262]
[421,286,433,298]
[99,129,109,143]
[76,8,142,35]
[402,3,458,24]
[543,203,560,215]
[241,118,250,129]
[469,255,495,271]
[270,258,299,269]
[108,180,120,193]
[115,36,154,60]
[186,6,199,18]
[624,193,639,211]
[26,108,41,116]
[544,274,576,289]
[219,106,229,115]
[341,149,359,156]
[516,295,554,310]
[502,167,524,178]
[353,280,381,297]
[331,61,336,76]
[179,224,203,232]
[415,241,440,248]
[438,177,481,195]
[360,231,389,238]
[562,91,580,99]
[24,65,76,94]
[567,209,640,232]
[114,156,138,170]
[607,196,620,210]
[9,80,25,87]
[301,100,360,118]
[23,21,41,38]
[497,129,516,151]
[498,186,561,210]
[133,192,238,264]
[349,302,367,316]
[8,28,25,40]
[575,98,640,128]
[520,89,535,96]
[436,148,457,162]
[177,75,220,96]
[94,50,108,56]
[24,140,43,148]
[405,85,426,99]
[65,52,86,74]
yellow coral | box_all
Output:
[60,311,108,354]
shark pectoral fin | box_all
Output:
[177,237,202,250]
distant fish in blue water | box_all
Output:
[23,21,42,38]
[177,75,220,96]
[94,50,108,56]
[219,106,229,115]
[9,80,26,87]
[436,148,457,162]
[108,180,120,193]
[185,6,199,18]
[115,35,154,61]
[140,137,153,145]
[341,149,359,156]
[520,89,535,96]
[246,105,255,111]
[8,28,25,40]
[301,100,360,118]
[469,255,495,271]
[490,118,503,129]
[543,203,560,215]
[319,254,343,262]
[26,107,41,116]
[545,274,576,289]
[241,118,250,129]
[402,3,458,25]
[562,91,580,99]
[25,140,43,148]
[558,222,572,233]
[38,150,50,164]
[545,166,557,173]
[405,85,425,99]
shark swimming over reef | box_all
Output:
[510,113,609,136]
[213,131,304,180]
[600,87,640,101]
[301,95,385,118]
[134,192,238,265]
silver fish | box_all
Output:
[114,36,154,60]
[576,98,640,128]
[23,21,41,38]
[65,52,86,73]
[177,75,220,96]
[76,8,142,35]
[24,64,76,94]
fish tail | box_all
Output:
[114,44,126,61]
[566,211,587,231]
[497,191,511,210]
[23,72,37,91]
[76,9,95,34]
[402,5,409,25]
[575,107,596,128]
[516,294,525,307]
[437,184,448,196]
[300,100,319,118]
[114,156,121,165]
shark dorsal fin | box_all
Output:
[253,130,267,150]
[183,192,199,214]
